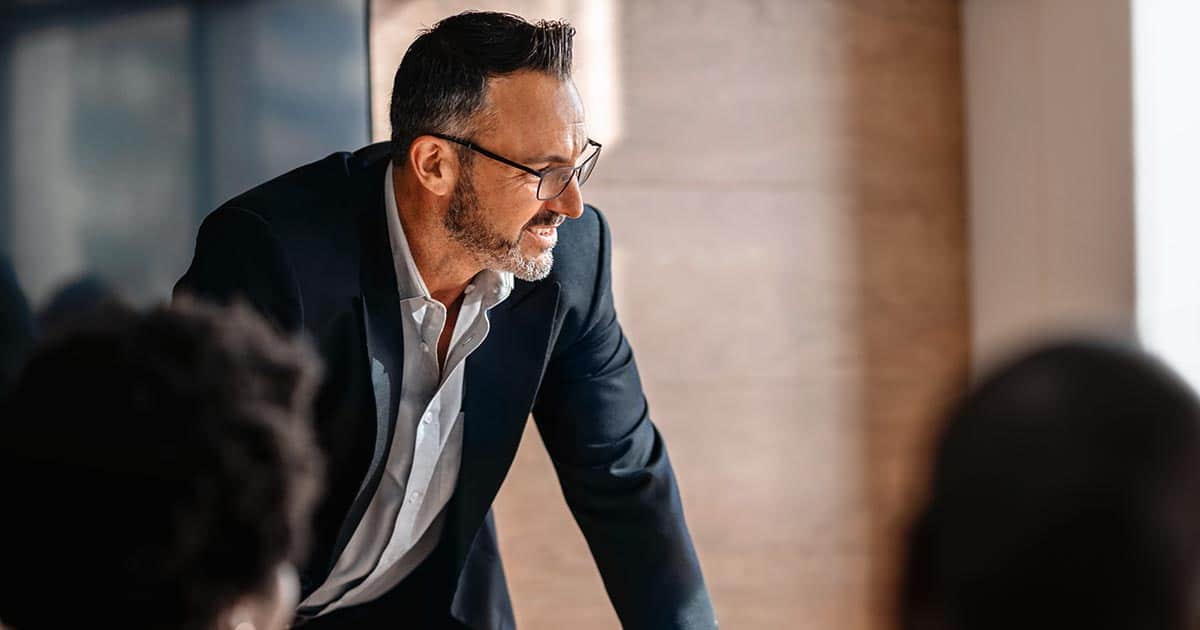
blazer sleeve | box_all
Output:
[531,209,718,630]
[173,206,303,333]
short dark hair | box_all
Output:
[0,298,323,630]
[900,341,1200,630]
[389,11,575,167]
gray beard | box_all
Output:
[443,170,555,281]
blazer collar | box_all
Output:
[323,145,406,574]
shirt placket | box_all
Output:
[377,299,443,563]
[397,302,489,540]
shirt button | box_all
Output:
[408,490,422,503]
[422,413,433,424]
[464,285,475,294]
[420,342,429,352]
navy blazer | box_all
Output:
[175,142,716,630]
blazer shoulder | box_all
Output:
[197,142,389,267]
[549,203,606,287]
[535,204,611,335]
[219,142,389,228]
[186,143,391,332]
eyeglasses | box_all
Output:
[431,133,602,201]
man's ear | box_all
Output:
[408,135,457,197]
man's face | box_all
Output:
[443,71,587,281]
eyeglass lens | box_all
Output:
[536,146,601,201]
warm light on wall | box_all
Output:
[568,0,621,149]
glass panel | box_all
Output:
[0,0,370,308]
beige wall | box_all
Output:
[371,1,968,628]
[962,0,1136,373]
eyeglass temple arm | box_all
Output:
[432,134,545,177]
[431,132,600,176]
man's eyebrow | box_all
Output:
[522,152,574,166]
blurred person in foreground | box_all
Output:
[901,341,1200,630]
[175,10,714,629]
[0,298,323,630]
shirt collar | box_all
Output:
[383,162,514,308]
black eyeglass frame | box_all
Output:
[431,133,602,201]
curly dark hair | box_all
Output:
[389,10,575,167]
[0,297,323,630]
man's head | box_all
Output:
[0,298,323,630]
[389,12,592,281]
[901,341,1200,630]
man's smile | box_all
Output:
[522,224,559,249]
[521,212,564,249]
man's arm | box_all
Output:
[174,206,302,333]
[531,209,717,630]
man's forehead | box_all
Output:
[480,72,586,160]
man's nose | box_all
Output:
[544,177,585,220]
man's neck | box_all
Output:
[392,174,481,307]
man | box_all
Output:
[176,11,716,630]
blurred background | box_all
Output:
[0,0,369,306]
[2,0,1197,628]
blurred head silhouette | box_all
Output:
[901,341,1200,630]
[0,297,323,630]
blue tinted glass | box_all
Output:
[0,0,369,307]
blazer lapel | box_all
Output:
[452,280,561,567]
[326,154,405,568]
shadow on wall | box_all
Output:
[0,0,369,308]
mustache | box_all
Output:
[524,212,565,229]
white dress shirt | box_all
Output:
[300,163,513,615]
